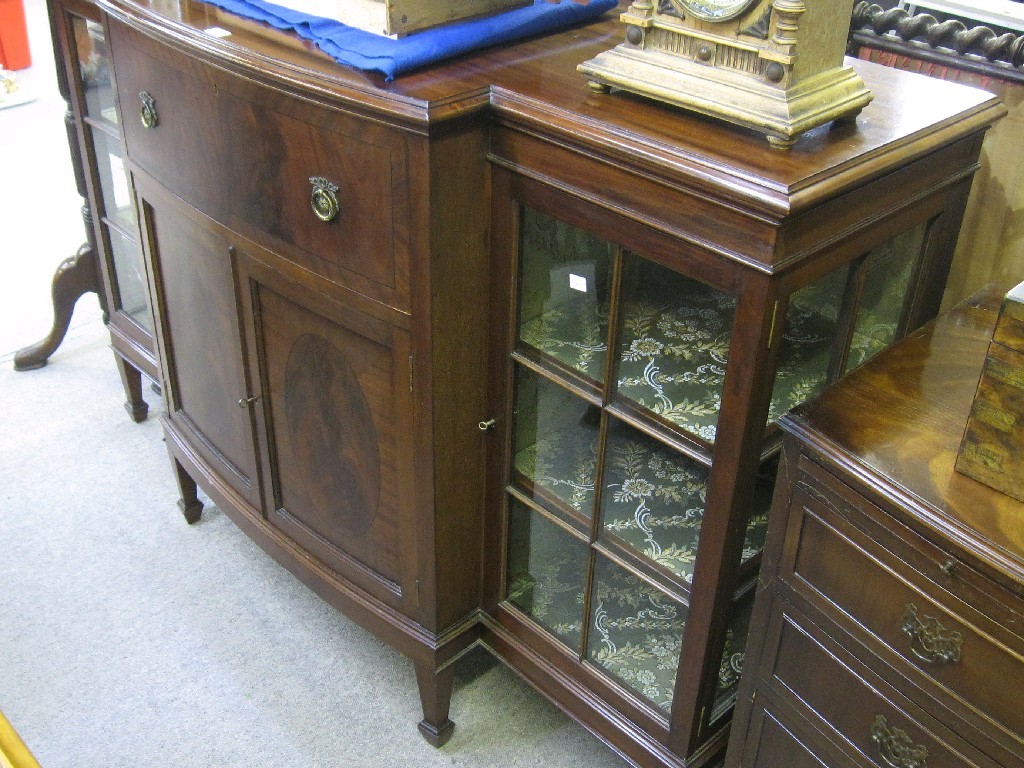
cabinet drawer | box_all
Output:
[109,20,410,310]
[784,457,1024,758]
[764,606,997,768]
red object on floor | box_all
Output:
[0,0,32,70]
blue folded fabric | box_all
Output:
[203,0,618,80]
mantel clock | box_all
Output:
[579,0,873,148]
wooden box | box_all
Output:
[956,280,1024,503]
[268,0,530,36]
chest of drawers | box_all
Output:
[726,287,1024,768]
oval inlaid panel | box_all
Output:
[284,333,381,539]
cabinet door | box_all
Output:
[137,179,261,510]
[234,250,418,614]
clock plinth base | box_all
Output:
[578,45,873,148]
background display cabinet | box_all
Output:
[482,52,1004,768]
[17,0,157,421]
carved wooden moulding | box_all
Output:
[578,0,874,148]
[956,281,1024,503]
[270,0,529,36]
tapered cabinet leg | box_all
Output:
[13,244,99,371]
[171,456,203,524]
[414,662,455,747]
[115,355,150,423]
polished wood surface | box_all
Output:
[785,286,1024,587]
[728,286,1024,768]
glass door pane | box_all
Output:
[511,365,600,517]
[506,500,589,650]
[586,555,688,714]
[72,16,117,125]
[108,226,151,333]
[90,129,134,223]
[846,223,926,372]
[598,419,708,584]
[768,264,849,425]
[518,207,613,383]
[614,254,736,445]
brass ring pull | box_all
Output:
[901,603,963,664]
[870,714,928,768]
[238,395,259,408]
[478,418,497,431]
[309,176,340,222]
[139,91,158,129]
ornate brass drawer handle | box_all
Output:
[139,91,158,129]
[309,176,340,222]
[901,603,964,664]
[871,715,928,768]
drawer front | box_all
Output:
[785,458,1024,753]
[109,20,410,310]
[765,607,995,768]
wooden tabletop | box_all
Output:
[782,284,1024,591]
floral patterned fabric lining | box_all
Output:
[507,520,752,714]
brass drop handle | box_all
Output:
[309,176,340,222]
[238,395,259,408]
[900,603,963,664]
[139,91,158,129]
[870,714,928,768]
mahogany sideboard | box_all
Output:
[49,0,1007,765]
[725,286,1024,768]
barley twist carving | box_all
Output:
[851,1,1024,66]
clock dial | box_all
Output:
[671,0,758,22]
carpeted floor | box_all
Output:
[0,1,629,765]
[0,327,629,768]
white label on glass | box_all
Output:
[569,273,588,293]
[205,26,232,37]
[110,154,131,211]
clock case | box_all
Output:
[578,0,873,148]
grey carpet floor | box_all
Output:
[0,324,630,768]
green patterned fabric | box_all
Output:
[506,501,588,648]
[600,422,769,584]
[518,207,612,382]
[614,282,735,443]
[587,558,687,712]
[520,299,608,381]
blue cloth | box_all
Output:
[203,0,618,80]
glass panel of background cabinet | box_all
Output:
[56,5,157,421]
[496,197,935,751]
[69,13,152,338]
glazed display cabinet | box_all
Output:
[482,51,1004,768]
[17,0,157,420]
